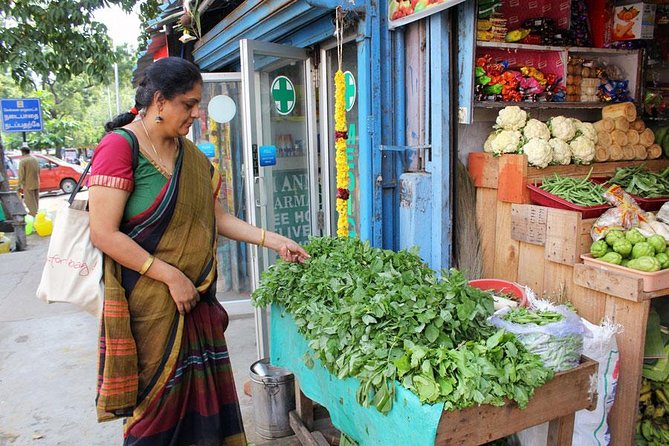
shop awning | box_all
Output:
[193,0,363,71]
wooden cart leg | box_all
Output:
[547,413,575,446]
[289,411,330,446]
[606,298,650,446]
[295,379,314,430]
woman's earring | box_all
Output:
[155,114,163,123]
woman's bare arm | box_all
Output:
[214,199,309,263]
[88,186,199,314]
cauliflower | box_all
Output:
[483,132,496,153]
[548,116,576,141]
[523,118,551,141]
[523,138,553,168]
[495,106,528,131]
[490,130,523,155]
[570,135,596,164]
[575,121,598,143]
[549,138,572,165]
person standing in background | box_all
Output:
[18,146,40,216]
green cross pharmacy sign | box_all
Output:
[271,75,296,115]
[344,71,356,112]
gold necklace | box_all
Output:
[140,118,167,170]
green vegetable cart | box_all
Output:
[271,305,598,446]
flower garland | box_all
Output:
[334,68,349,237]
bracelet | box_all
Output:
[139,255,155,275]
[259,229,266,248]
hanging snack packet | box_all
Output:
[591,184,646,241]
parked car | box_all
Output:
[3,155,19,190]
[8,153,85,194]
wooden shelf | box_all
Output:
[475,101,611,110]
[476,41,639,55]
[469,151,669,445]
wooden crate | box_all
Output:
[468,152,669,205]
[468,152,669,445]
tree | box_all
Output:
[0,45,138,152]
[0,1,159,192]
[0,1,159,87]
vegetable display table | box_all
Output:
[468,153,669,445]
[270,305,598,446]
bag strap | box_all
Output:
[68,128,140,205]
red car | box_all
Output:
[9,153,85,194]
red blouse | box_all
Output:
[89,132,134,192]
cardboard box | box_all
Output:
[613,2,656,40]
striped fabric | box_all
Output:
[95,138,246,445]
[88,174,134,192]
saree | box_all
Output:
[94,135,246,446]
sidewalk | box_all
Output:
[0,220,301,445]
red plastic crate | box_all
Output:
[527,183,611,219]
[593,179,669,212]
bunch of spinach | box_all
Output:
[252,237,553,414]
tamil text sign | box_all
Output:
[1,98,43,132]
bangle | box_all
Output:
[139,255,155,275]
[259,229,266,248]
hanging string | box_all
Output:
[334,6,349,237]
[335,6,344,70]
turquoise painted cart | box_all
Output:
[270,304,599,446]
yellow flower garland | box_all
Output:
[334,69,348,237]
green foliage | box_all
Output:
[0,1,159,151]
[253,237,553,414]
[0,1,159,87]
[0,45,138,151]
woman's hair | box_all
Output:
[104,57,203,132]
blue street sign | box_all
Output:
[259,145,277,166]
[1,98,43,132]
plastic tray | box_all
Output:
[580,254,669,292]
[527,183,611,219]
[468,279,529,307]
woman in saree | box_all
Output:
[88,57,308,445]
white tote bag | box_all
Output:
[36,198,103,316]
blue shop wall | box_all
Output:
[189,0,479,272]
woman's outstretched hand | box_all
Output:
[267,233,309,263]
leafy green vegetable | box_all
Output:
[607,165,669,198]
[502,308,564,326]
[252,237,553,414]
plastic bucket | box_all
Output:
[249,359,296,439]
[468,279,529,307]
